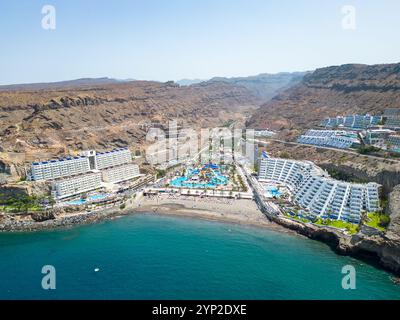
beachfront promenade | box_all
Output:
[236,161,282,217]
[126,158,289,232]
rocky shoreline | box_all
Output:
[269,215,400,277]
[0,208,125,232]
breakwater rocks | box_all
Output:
[0,209,122,232]
[31,211,55,222]
[271,216,400,276]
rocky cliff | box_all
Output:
[247,63,400,130]
[387,185,400,238]
[271,215,400,276]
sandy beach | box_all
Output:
[1,193,294,235]
[130,193,296,234]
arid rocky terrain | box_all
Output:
[247,63,400,134]
[0,80,263,177]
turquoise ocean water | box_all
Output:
[0,213,399,299]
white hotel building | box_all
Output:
[51,172,103,200]
[258,157,380,223]
[30,148,141,200]
[95,148,132,170]
[297,130,360,150]
[101,163,141,184]
[30,156,91,181]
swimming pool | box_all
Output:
[66,194,109,206]
[265,186,281,198]
[170,165,229,189]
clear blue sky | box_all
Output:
[0,0,399,85]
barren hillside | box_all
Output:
[0,80,261,174]
[247,63,400,132]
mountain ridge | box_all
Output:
[0,77,134,91]
[204,71,308,101]
[247,63,400,133]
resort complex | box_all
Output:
[145,160,252,200]
[257,156,381,223]
[383,108,400,130]
[319,109,400,132]
[254,130,277,138]
[22,133,384,227]
[297,129,360,149]
[29,148,141,200]
[292,108,400,153]
[3,0,400,300]
[319,114,382,129]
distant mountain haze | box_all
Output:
[0,77,136,91]
[176,79,206,86]
[205,72,309,101]
[1,72,306,102]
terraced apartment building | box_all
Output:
[28,148,140,200]
[50,172,103,200]
[30,156,90,181]
[384,108,400,130]
[258,157,381,223]
[297,129,360,149]
[387,135,400,152]
[320,114,382,130]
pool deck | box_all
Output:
[65,194,110,206]
[170,166,230,189]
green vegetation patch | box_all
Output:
[156,169,166,179]
[237,175,248,192]
[357,145,381,155]
[223,119,235,127]
[364,212,390,232]
[0,195,44,213]
[292,216,310,223]
[283,211,310,223]
[279,152,291,159]
[314,218,359,235]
